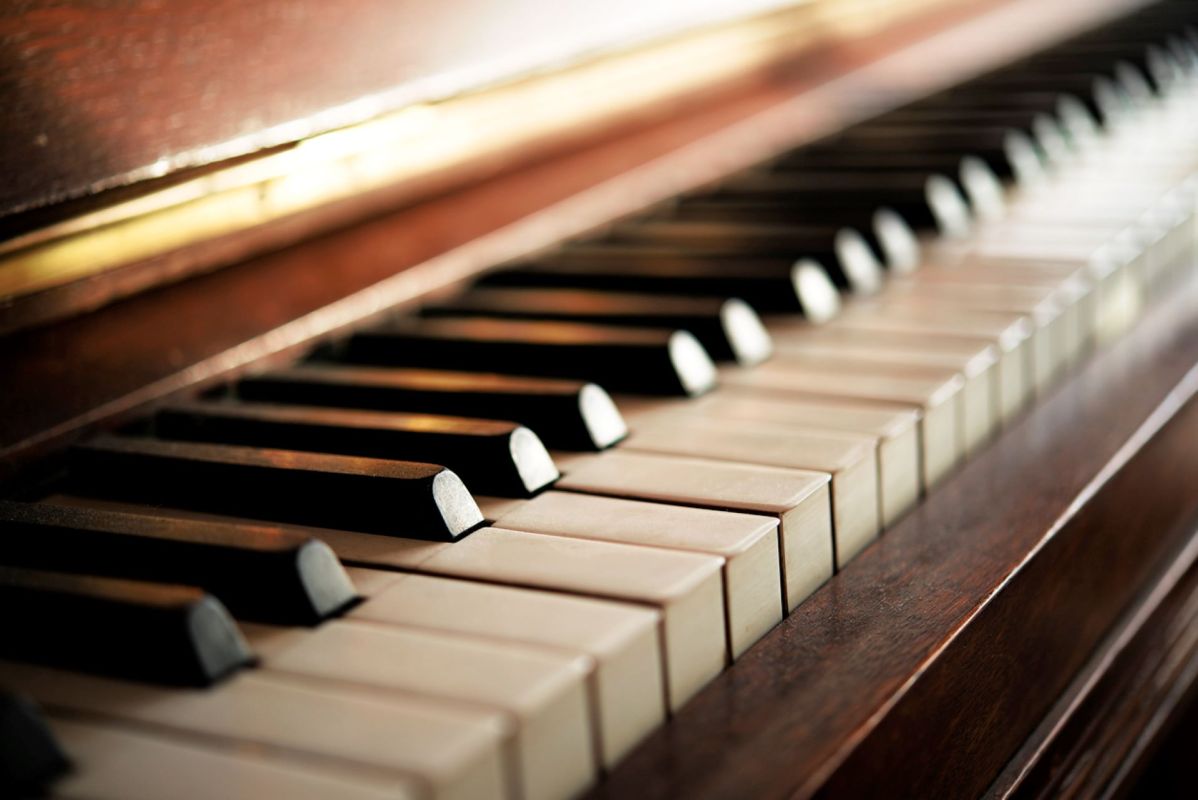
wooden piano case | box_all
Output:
[2,0,1197,796]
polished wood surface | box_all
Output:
[588,273,1198,799]
[0,0,802,221]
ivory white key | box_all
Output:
[762,352,993,458]
[899,267,1095,365]
[0,661,511,800]
[477,490,783,658]
[346,570,664,768]
[48,717,409,800]
[317,526,726,712]
[243,620,596,800]
[618,393,920,526]
[621,417,877,568]
[762,337,997,456]
[557,451,833,608]
[838,303,1054,399]
[721,364,961,490]
[827,309,1033,414]
[772,319,1026,428]
[870,289,1071,390]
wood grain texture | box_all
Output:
[587,270,1198,799]
[986,528,1198,799]
[0,0,797,219]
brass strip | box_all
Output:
[0,0,955,301]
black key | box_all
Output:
[157,401,559,498]
[481,248,842,317]
[422,287,774,364]
[0,501,357,625]
[812,130,1036,181]
[598,219,884,292]
[0,567,252,687]
[341,317,719,397]
[69,435,483,541]
[0,690,70,797]
[239,365,627,451]
[709,171,960,229]
[657,201,920,271]
[770,149,972,175]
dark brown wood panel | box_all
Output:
[0,0,796,219]
[986,530,1198,798]
[588,271,1198,799]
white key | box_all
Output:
[1,661,510,800]
[479,490,783,659]
[721,364,960,491]
[764,351,993,459]
[318,526,726,712]
[49,717,409,800]
[619,392,919,527]
[346,570,664,768]
[839,303,1050,399]
[557,451,833,608]
[784,322,1029,428]
[621,416,877,569]
[243,620,595,800]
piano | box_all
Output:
[2,0,1197,796]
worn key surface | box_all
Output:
[556,450,833,611]
[620,392,921,526]
[69,435,484,540]
[158,401,560,498]
[0,501,356,625]
[0,567,252,687]
[246,619,597,800]
[346,569,665,769]
[318,526,727,713]
[0,661,512,800]
[478,490,784,659]
[47,716,408,800]
[342,318,718,397]
[237,365,628,451]
[621,417,879,568]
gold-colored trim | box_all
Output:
[0,0,954,301]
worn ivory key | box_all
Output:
[720,363,961,491]
[346,569,665,768]
[476,490,784,659]
[0,661,512,800]
[317,526,726,713]
[243,620,596,800]
[622,392,920,525]
[47,716,411,800]
[556,450,834,603]
[771,320,1028,427]
[762,352,994,459]
[620,417,878,568]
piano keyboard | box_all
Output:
[3,1,1198,797]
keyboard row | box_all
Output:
[3,2,1198,798]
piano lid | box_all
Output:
[0,0,965,329]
